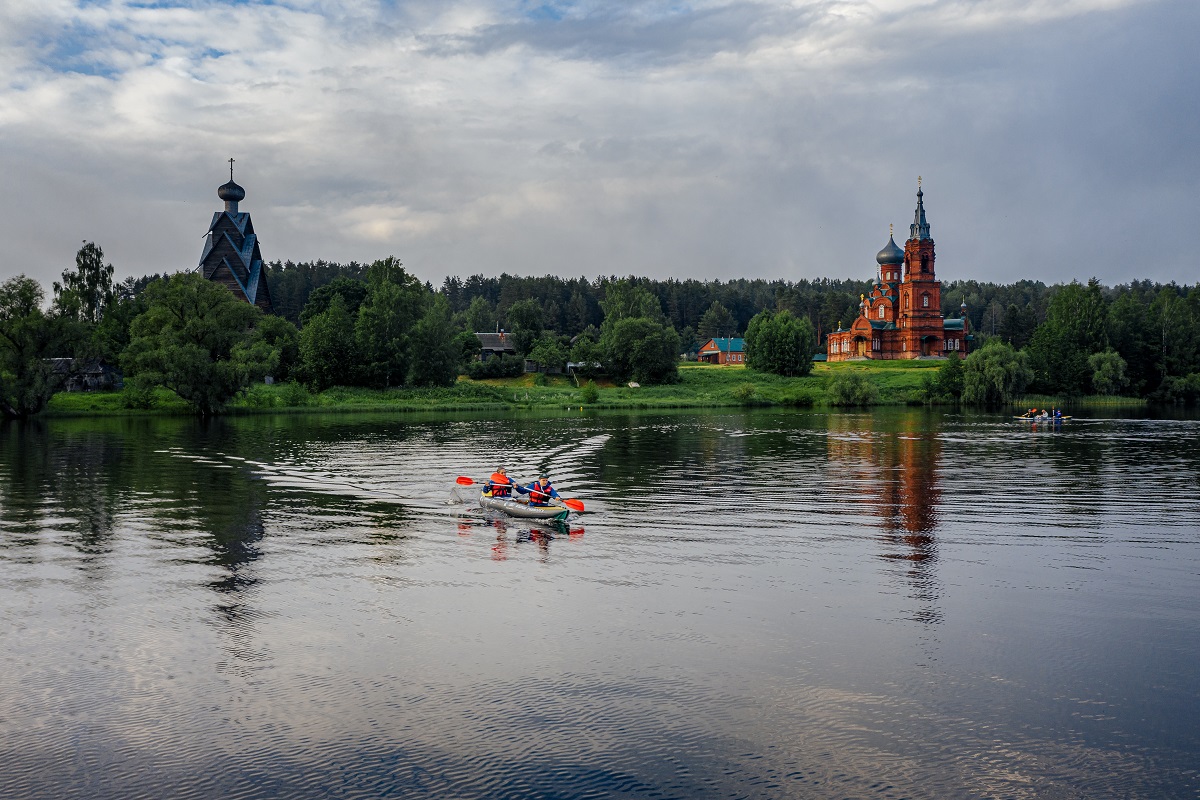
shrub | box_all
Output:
[121,376,157,410]
[278,380,312,407]
[732,382,757,404]
[466,354,524,379]
[827,371,879,406]
[779,388,816,407]
[580,380,599,404]
[241,384,276,408]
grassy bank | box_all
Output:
[42,359,1147,417]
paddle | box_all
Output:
[455,476,585,512]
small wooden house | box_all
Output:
[698,337,745,365]
[474,332,518,361]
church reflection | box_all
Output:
[826,413,944,624]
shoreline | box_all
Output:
[40,362,1151,419]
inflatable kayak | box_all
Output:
[480,493,571,521]
[1014,415,1071,421]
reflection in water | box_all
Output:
[826,413,943,624]
[2,410,1200,800]
[457,511,585,562]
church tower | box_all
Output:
[899,178,941,355]
[197,160,274,313]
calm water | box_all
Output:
[1,408,1198,799]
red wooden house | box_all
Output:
[698,338,746,364]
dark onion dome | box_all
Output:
[875,234,904,265]
[218,180,246,203]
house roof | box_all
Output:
[698,337,745,353]
[476,332,517,352]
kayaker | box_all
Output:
[516,474,561,507]
[485,467,514,498]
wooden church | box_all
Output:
[197,161,274,313]
[827,181,970,361]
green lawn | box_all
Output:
[43,360,943,416]
[43,358,1147,417]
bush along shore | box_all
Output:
[43,360,1149,417]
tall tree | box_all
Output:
[297,294,358,391]
[599,280,663,331]
[505,298,544,356]
[1026,279,1108,394]
[961,339,1032,405]
[744,309,815,377]
[356,272,424,388]
[122,273,278,416]
[697,301,737,340]
[408,295,460,387]
[54,242,115,325]
[0,276,73,418]
[464,296,497,333]
[601,317,680,385]
[299,276,369,326]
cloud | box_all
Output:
[0,0,1194,291]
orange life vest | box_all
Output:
[488,472,513,497]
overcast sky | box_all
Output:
[1,0,1196,292]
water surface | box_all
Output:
[1,409,1198,799]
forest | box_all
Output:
[1,244,1197,418]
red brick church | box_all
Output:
[827,182,969,361]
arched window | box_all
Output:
[922,294,930,308]
[877,306,885,319]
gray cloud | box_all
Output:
[0,0,1194,294]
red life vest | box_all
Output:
[488,472,513,497]
[529,480,554,505]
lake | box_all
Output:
[1,408,1198,799]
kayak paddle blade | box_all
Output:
[455,476,475,485]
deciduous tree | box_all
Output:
[744,309,815,377]
[962,339,1032,405]
[0,276,72,418]
[54,242,115,325]
[122,273,278,416]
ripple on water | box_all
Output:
[1,411,1199,798]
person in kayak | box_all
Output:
[485,467,514,498]
[516,474,561,507]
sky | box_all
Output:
[1,0,1196,291]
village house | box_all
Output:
[827,182,971,361]
[197,160,274,314]
[698,337,745,364]
[474,331,517,361]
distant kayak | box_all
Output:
[480,493,571,521]
[1014,415,1071,421]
